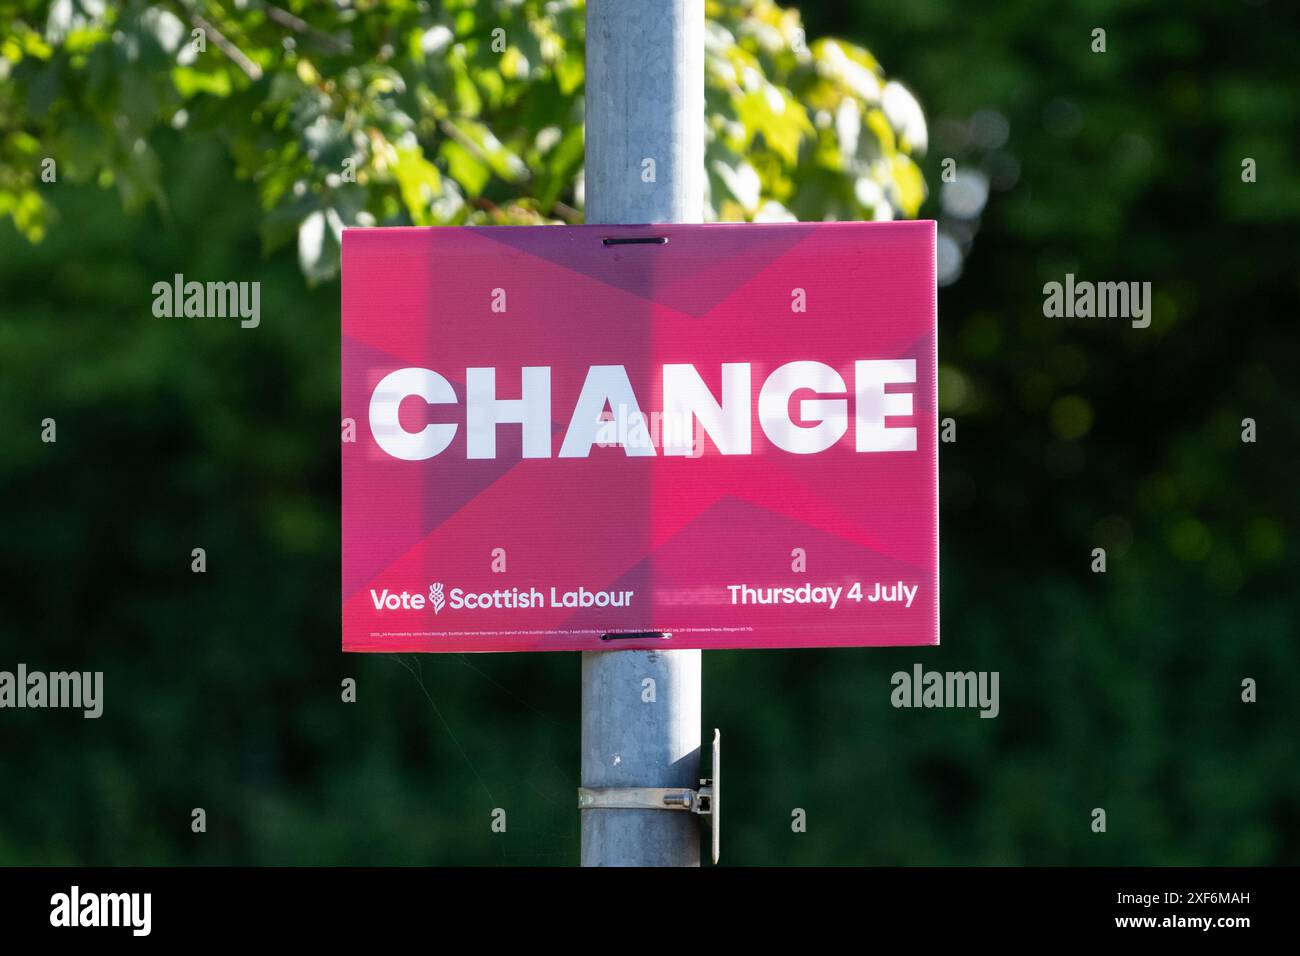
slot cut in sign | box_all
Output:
[341,221,938,652]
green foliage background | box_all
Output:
[0,0,1297,865]
[1,0,926,281]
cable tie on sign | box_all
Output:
[602,236,668,246]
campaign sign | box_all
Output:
[342,222,937,652]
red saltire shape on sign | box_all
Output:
[342,221,937,652]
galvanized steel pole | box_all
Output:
[580,0,705,866]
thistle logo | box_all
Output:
[429,582,446,614]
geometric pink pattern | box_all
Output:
[342,221,937,652]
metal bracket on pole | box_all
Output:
[578,730,722,864]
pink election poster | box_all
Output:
[341,222,937,652]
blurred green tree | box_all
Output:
[1,0,927,283]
